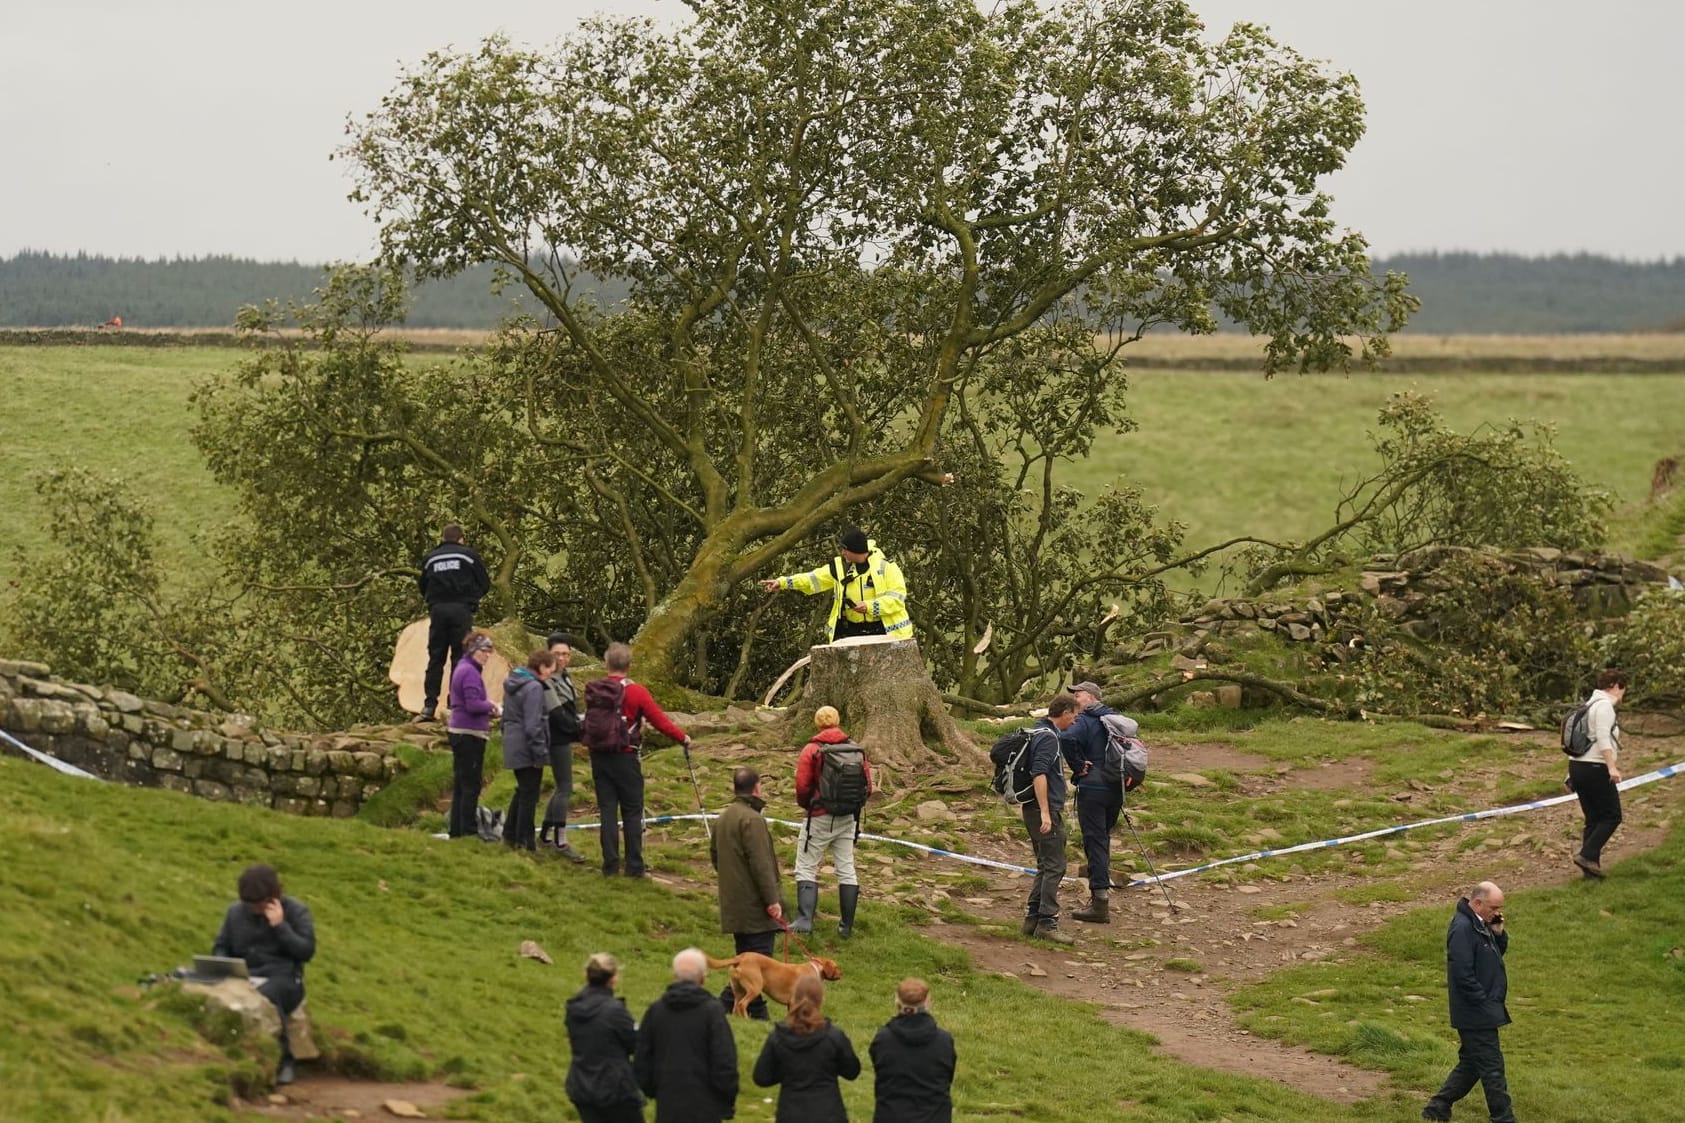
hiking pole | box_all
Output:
[683,742,711,842]
[1121,809,1178,913]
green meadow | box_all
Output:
[5,344,1684,596]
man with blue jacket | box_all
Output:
[1423,881,1514,1123]
[1057,681,1127,924]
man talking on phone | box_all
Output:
[212,863,316,1085]
[1422,880,1513,1123]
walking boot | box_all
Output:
[1020,914,1040,937]
[837,884,860,939]
[1032,921,1075,945]
[793,881,819,934]
[1072,891,1110,924]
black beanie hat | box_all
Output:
[839,527,869,554]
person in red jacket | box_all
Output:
[583,642,692,878]
[792,706,873,938]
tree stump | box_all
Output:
[786,636,978,780]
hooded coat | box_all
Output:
[634,980,739,1123]
[752,1019,861,1123]
[565,982,643,1110]
[500,668,550,770]
[868,1012,956,1123]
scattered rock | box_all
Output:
[384,1101,428,1119]
[1025,963,1047,978]
[1168,772,1216,788]
[916,800,958,823]
[519,940,553,965]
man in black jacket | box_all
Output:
[212,863,316,1086]
[417,524,492,722]
[635,948,739,1123]
[1058,680,1129,924]
[1423,881,1514,1123]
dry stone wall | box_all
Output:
[0,659,406,816]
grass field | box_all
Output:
[5,344,1685,598]
[0,752,1396,1123]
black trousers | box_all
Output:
[542,739,576,830]
[573,1102,644,1123]
[257,973,305,1059]
[422,602,473,712]
[447,733,487,838]
[1075,785,1122,891]
[1021,804,1067,922]
[591,751,645,875]
[832,618,887,640]
[1569,760,1623,864]
[503,766,543,850]
[1427,1027,1514,1123]
[719,930,776,1019]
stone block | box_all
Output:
[1215,684,1243,709]
[354,752,385,779]
[193,780,232,801]
[144,700,184,720]
[266,746,292,770]
[6,697,43,732]
[331,800,357,818]
[159,774,194,793]
[39,701,78,734]
[24,679,86,701]
[289,750,308,772]
[104,689,145,713]
[235,786,271,807]
[128,741,150,761]
[1286,623,1312,641]
[75,708,110,738]
[272,797,310,815]
[293,777,321,798]
[151,747,184,771]
[305,750,330,776]
[326,750,356,773]
[172,728,198,754]
[0,659,52,678]
[180,978,281,1044]
[121,714,145,735]
[184,758,206,779]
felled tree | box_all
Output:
[342,0,1412,684]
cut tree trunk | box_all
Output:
[785,636,978,782]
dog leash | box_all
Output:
[770,913,819,965]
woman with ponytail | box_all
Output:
[752,974,860,1122]
[868,978,955,1123]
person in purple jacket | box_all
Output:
[446,632,501,838]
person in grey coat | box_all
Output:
[501,649,557,851]
[1423,881,1514,1123]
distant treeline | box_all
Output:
[3,249,1683,333]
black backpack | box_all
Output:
[989,728,1040,805]
[815,740,870,818]
[582,677,629,753]
[1561,702,1594,757]
[1098,713,1149,791]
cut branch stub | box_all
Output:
[784,636,979,782]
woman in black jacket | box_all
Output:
[566,952,645,1123]
[868,979,956,1123]
[753,974,860,1122]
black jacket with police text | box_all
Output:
[418,541,491,609]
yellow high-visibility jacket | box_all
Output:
[772,542,912,642]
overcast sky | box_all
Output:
[3,1,1681,263]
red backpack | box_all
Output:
[582,677,630,753]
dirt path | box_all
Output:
[244,1076,465,1120]
[905,733,1680,1103]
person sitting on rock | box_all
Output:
[212,863,316,1085]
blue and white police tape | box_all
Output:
[0,727,102,781]
[566,758,1685,886]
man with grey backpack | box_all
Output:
[1564,668,1628,879]
[1057,681,1139,924]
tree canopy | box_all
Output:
[336,0,1410,682]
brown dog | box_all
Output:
[706,951,841,1017]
